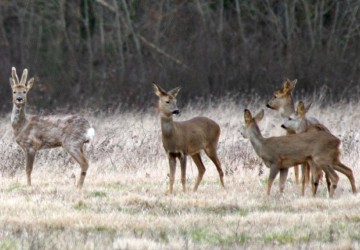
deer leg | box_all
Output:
[168,154,177,194]
[279,168,289,193]
[310,162,321,197]
[64,145,89,189]
[25,149,36,186]
[301,162,310,185]
[322,166,339,198]
[334,163,357,194]
[325,172,331,194]
[301,163,307,196]
[180,155,187,192]
[294,165,299,184]
[267,166,279,195]
[191,153,206,192]
[304,162,310,183]
[204,147,225,188]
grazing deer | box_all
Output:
[282,101,357,195]
[242,109,351,198]
[153,84,225,193]
[9,67,95,188]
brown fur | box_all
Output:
[153,83,225,193]
[9,67,94,189]
[283,101,356,195]
[266,79,302,184]
[243,109,355,198]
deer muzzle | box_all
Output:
[266,104,273,109]
[16,97,24,104]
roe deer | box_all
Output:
[282,101,357,195]
[266,79,302,184]
[242,109,350,198]
[9,67,95,188]
[153,84,225,193]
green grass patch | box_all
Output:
[89,191,107,198]
[5,183,22,192]
[264,231,295,244]
[0,239,19,250]
[203,205,249,216]
[73,202,88,210]
[105,182,128,190]
[187,227,250,246]
[158,230,169,243]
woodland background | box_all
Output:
[0,0,359,111]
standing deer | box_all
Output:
[242,108,349,198]
[282,101,357,195]
[153,84,225,193]
[266,79,302,183]
[9,67,95,188]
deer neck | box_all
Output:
[11,104,27,135]
[248,125,265,156]
[160,115,175,137]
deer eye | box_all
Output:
[13,91,16,94]
[166,101,170,104]
[23,91,26,94]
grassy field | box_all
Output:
[0,98,360,249]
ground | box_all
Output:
[0,98,359,249]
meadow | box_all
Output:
[0,96,360,249]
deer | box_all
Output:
[242,108,351,198]
[281,101,357,195]
[153,83,225,194]
[9,67,95,189]
[266,79,302,184]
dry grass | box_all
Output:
[0,98,360,249]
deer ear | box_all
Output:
[296,101,305,116]
[153,83,167,97]
[283,79,296,94]
[304,102,312,113]
[290,79,297,90]
[26,78,34,90]
[168,87,181,97]
[244,109,253,124]
[9,77,16,88]
[11,67,19,85]
[254,109,264,123]
[20,68,28,85]
[283,79,291,92]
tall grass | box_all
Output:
[0,97,359,249]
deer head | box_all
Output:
[241,109,264,139]
[9,67,34,107]
[281,101,312,132]
[266,79,297,113]
[153,83,181,117]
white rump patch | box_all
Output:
[85,127,95,141]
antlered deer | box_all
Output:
[282,101,357,195]
[242,109,351,198]
[153,84,225,193]
[9,67,94,188]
